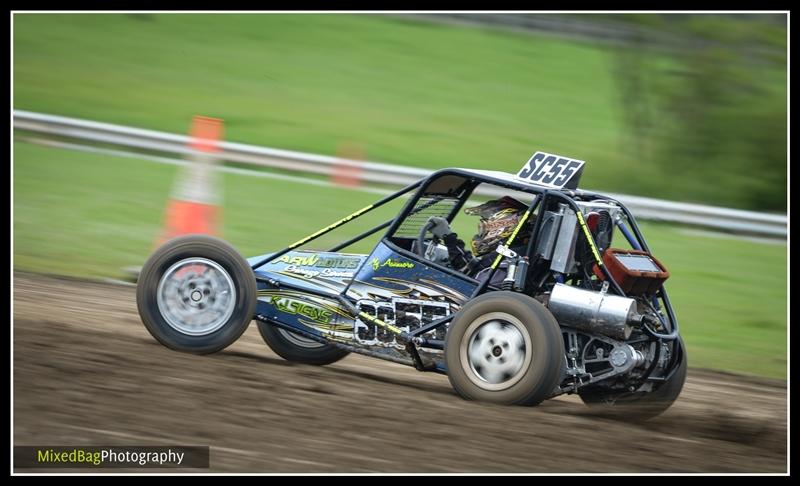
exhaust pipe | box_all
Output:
[547,283,640,340]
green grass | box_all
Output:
[633,225,787,379]
[13,13,668,200]
[12,140,787,379]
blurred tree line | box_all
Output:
[602,14,787,211]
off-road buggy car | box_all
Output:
[137,151,686,418]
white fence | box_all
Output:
[13,110,787,238]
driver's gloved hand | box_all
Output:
[427,217,453,239]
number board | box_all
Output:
[516,151,586,189]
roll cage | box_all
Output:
[249,168,682,381]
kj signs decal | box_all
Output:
[516,151,586,189]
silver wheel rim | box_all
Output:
[156,258,237,336]
[460,312,532,391]
[278,328,325,348]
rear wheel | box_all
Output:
[257,322,349,365]
[136,235,257,354]
[579,337,687,420]
[444,292,565,406]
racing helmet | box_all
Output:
[464,196,528,256]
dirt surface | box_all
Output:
[13,272,788,473]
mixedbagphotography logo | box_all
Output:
[14,446,210,469]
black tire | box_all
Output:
[257,321,349,365]
[578,337,688,420]
[444,291,565,406]
[136,234,257,354]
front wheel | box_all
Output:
[444,292,565,406]
[136,234,257,354]
[257,321,350,365]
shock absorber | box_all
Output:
[595,210,612,251]
[513,257,529,292]
[501,258,517,290]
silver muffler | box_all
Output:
[547,283,640,340]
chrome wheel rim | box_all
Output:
[156,258,236,336]
[460,312,532,391]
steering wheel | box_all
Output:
[417,220,441,260]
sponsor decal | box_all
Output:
[269,295,333,325]
[272,254,361,269]
[516,151,585,189]
[282,265,356,280]
[371,257,415,271]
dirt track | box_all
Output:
[13,272,788,473]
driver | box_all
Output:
[427,196,531,279]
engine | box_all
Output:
[529,200,673,393]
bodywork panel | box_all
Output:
[250,242,477,365]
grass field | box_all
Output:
[12,140,787,379]
[16,13,785,208]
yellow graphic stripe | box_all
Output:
[358,312,404,335]
[288,204,374,249]
[575,210,603,265]
[491,209,532,269]
[365,277,415,295]
[298,318,353,332]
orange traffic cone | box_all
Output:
[331,142,364,187]
[158,115,224,245]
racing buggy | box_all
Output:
[137,151,686,418]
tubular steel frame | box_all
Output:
[250,169,683,380]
